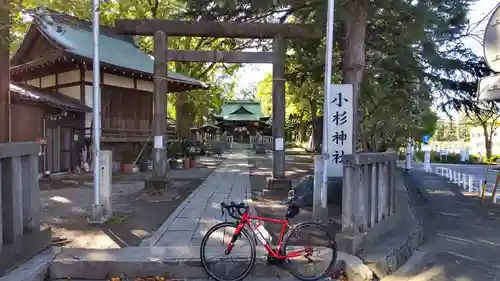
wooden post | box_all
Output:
[272,35,285,179]
[152,30,168,182]
[0,0,9,143]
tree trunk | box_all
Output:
[483,125,492,160]
[298,119,307,143]
[309,99,321,152]
[342,0,368,152]
[0,0,9,143]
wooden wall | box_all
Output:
[101,85,153,131]
[9,100,46,142]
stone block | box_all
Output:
[292,175,314,206]
[266,177,291,190]
[49,246,350,280]
[335,231,366,255]
[327,177,343,205]
[144,178,172,191]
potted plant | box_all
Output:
[189,152,197,168]
[181,138,193,169]
[121,149,136,173]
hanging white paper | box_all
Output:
[154,135,163,149]
[275,137,284,151]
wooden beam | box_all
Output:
[115,20,322,39]
[167,50,273,63]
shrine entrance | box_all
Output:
[114,19,321,187]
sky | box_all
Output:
[234,0,500,103]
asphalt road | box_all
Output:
[383,170,500,281]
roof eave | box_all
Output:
[67,53,208,92]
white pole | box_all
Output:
[90,0,103,222]
[321,0,335,211]
[405,137,412,169]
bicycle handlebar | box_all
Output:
[220,201,249,220]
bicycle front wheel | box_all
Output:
[200,222,256,281]
[282,221,337,281]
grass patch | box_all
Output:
[105,215,127,226]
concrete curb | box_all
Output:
[49,247,372,281]
[0,248,55,281]
[140,156,228,247]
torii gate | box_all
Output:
[114,20,322,189]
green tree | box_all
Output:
[443,121,458,142]
[6,0,478,151]
[433,120,447,141]
[458,123,470,142]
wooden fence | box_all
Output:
[0,142,51,277]
[338,150,398,253]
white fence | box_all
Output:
[433,166,498,203]
[249,135,273,145]
[396,160,499,203]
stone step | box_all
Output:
[50,246,341,280]
[52,276,297,281]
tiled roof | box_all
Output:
[215,100,267,121]
[10,83,91,112]
[34,13,207,88]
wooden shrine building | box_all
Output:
[9,10,206,173]
[213,100,271,142]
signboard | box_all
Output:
[478,74,500,101]
[421,144,431,152]
[483,4,500,72]
[480,4,500,101]
[422,135,430,144]
[327,84,354,177]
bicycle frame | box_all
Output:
[225,211,310,260]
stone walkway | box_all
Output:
[147,151,253,247]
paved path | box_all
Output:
[384,170,500,281]
[148,152,252,247]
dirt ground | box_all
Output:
[247,152,342,245]
[40,156,223,248]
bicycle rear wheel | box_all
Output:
[282,221,337,281]
[200,222,256,281]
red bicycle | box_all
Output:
[200,200,337,281]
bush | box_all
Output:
[414,151,495,165]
